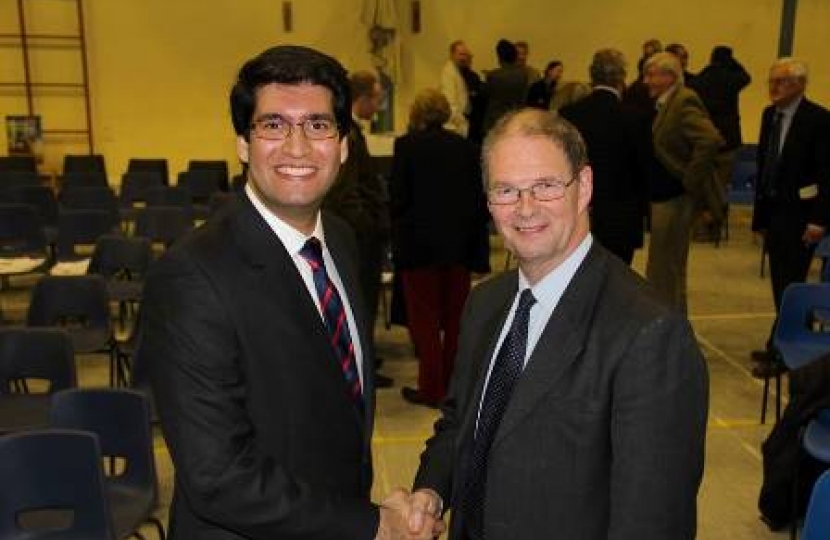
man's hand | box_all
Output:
[406,489,443,535]
[375,488,445,540]
[803,223,825,245]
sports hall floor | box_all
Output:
[1,206,796,539]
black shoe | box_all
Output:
[751,361,787,378]
[374,373,394,388]
[751,349,772,364]
[759,514,790,532]
[401,387,438,409]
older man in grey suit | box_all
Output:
[645,52,723,314]
[403,109,709,540]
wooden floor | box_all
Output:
[3,206,794,539]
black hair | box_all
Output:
[496,39,518,64]
[710,46,733,65]
[230,45,351,141]
[545,60,563,73]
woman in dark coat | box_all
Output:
[391,88,490,407]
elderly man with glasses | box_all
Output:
[405,109,708,540]
[643,51,723,315]
[751,57,830,375]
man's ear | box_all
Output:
[576,165,593,212]
[236,135,250,165]
[339,134,349,165]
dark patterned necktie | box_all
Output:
[761,111,784,198]
[299,237,363,407]
[461,288,536,540]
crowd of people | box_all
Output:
[134,36,830,539]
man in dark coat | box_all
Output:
[560,48,648,264]
[751,57,830,373]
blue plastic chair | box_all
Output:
[774,283,830,371]
[0,429,115,539]
[759,284,830,424]
[801,468,830,540]
[50,388,166,540]
[804,409,830,465]
[0,328,76,434]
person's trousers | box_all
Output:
[647,194,694,314]
[401,264,471,404]
[764,214,816,348]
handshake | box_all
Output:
[375,488,447,540]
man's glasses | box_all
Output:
[487,175,579,205]
[768,76,798,87]
[250,115,339,141]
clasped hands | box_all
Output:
[375,488,446,540]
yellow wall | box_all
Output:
[2,0,829,180]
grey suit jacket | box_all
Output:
[652,85,724,217]
[139,192,379,539]
[414,243,708,540]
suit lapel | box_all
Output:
[779,98,809,162]
[653,86,681,135]
[456,275,518,445]
[493,246,608,446]
[229,195,370,434]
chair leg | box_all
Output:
[761,374,770,424]
[119,352,133,388]
[109,352,116,387]
[149,517,166,540]
[791,426,807,540]
[760,236,768,278]
[775,373,782,423]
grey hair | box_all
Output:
[589,48,627,88]
[771,57,808,81]
[644,51,684,85]
[481,108,588,188]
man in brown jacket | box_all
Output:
[645,51,723,313]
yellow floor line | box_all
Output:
[709,418,760,429]
[697,334,757,381]
[689,312,775,321]
[373,434,432,445]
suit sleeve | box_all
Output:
[390,137,409,219]
[412,291,482,503]
[139,251,379,540]
[806,109,830,227]
[752,110,772,232]
[681,96,723,199]
[608,312,709,540]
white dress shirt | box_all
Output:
[245,184,365,386]
[477,234,593,426]
[440,59,469,137]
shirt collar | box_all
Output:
[776,95,803,117]
[518,234,593,309]
[593,85,621,99]
[244,182,325,255]
[656,83,679,108]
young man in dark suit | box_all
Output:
[751,57,830,373]
[406,109,708,540]
[139,45,442,540]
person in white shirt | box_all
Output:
[440,40,472,137]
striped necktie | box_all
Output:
[299,237,363,407]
